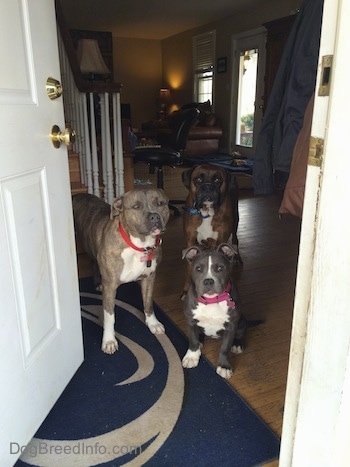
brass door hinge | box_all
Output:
[308,136,324,167]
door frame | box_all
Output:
[280,0,350,464]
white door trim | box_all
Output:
[280,0,350,464]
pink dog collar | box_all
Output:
[197,283,235,308]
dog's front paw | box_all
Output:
[102,338,118,354]
[216,366,233,379]
[102,310,117,353]
[182,348,201,368]
[145,313,165,335]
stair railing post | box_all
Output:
[102,92,114,204]
[99,93,107,196]
[113,91,125,196]
[89,92,100,197]
[78,93,86,186]
[82,93,93,194]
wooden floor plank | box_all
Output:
[77,170,301,464]
[150,185,300,443]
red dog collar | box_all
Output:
[197,283,235,308]
[118,223,161,267]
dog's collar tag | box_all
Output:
[198,283,235,308]
[118,223,161,267]
[142,248,155,267]
[183,206,210,219]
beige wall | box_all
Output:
[112,0,300,136]
[112,37,162,129]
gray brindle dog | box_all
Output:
[72,188,170,354]
[182,243,246,379]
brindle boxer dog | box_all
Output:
[181,164,242,299]
[72,188,170,354]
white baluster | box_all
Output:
[113,92,124,196]
[89,93,100,197]
[78,93,86,185]
[99,93,107,197]
[71,86,80,155]
[103,92,114,204]
[82,94,93,194]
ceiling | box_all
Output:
[59,0,265,40]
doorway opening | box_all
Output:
[230,29,266,158]
[236,48,258,148]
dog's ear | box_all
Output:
[217,243,238,261]
[182,167,194,190]
[182,245,201,262]
[110,197,123,219]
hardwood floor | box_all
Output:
[152,187,301,437]
[77,166,301,465]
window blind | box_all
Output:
[193,31,215,74]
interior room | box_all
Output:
[7,0,350,466]
[58,0,302,460]
[60,0,299,142]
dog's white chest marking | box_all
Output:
[193,301,229,338]
[196,208,218,244]
[120,235,157,282]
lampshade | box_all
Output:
[77,39,110,75]
[159,88,171,104]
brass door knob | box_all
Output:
[50,125,76,148]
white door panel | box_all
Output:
[0,1,83,465]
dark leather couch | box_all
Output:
[142,101,223,156]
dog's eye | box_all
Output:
[195,265,202,272]
[195,176,203,184]
[213,177,221,185]
[132,203,140,209]
[214,264,224,272]
[157,200,166,207]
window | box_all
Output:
[193,31,215,104]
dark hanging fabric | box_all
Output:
[253,0,324,195]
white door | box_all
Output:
[280,0,350,464]
[0,1,83,465]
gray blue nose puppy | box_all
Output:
[182,243,246,379]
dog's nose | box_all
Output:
[203,278,214,286]
[149,212,161,223]
[149,212,163,229]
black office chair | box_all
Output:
[133,107,199,215]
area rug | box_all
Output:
[16,278,279,467]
